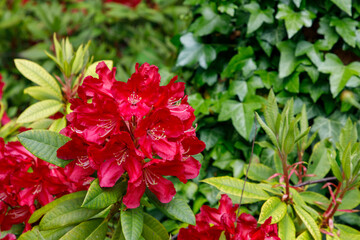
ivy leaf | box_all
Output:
[330,17,357,47]
[243,2,274,34]
[276,40,298,78]
[176,33,216,69]
[304,141,331,181]
[315,17,339,51]
[330,0,352,16]
[218,100,261,140]
[312,114,345,144]
[275,4,315,38]
[295,41,322,67]
[222,47,254,78]
[319,53,360,97]
[189,6,231,36]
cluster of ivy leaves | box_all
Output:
[173,0,360,232]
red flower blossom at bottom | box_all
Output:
[178,194,280,240]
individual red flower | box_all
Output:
[105,0,141,8]
[178,194,280,240]
[57,62,205,209]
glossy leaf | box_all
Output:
[304,141,331,181]
[82,179,126,209]
[121,206,144,240]
[29,191,86,223]
[243,2,274,34]
[296,231,313,240]
[14,59,62,98]
[276,40,297,78]
[18,129,71,168]
[24,86,62,101]
[59,219,104,240]
[258,197,287,224]
[146,191,195,225]
[17,100,63,123]
[330,0,352,16]
[141,213,169,240]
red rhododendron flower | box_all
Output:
[0,138,92,232]
[58,62,205,208]
[178,194,280,240]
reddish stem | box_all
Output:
[279,152,291,203]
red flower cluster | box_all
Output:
[178,194,280,240]
[57,62,205,208]
[0,139,92,233]
[105,0,141,8]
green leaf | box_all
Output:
[29,191,86,224]
[17,100,64,123]
[82,179,126,209]
[112,218,124,240]
[299,191,330,207]
[189,6,231,36]
[337,188,360,213]
[275,4,315,38]
[146,191,195,225]
[39,197,101,230]
[258,197,287,224]
[327,149,343,181]
[59,219,104,240]
[264,89,279,133]
[276,41,298,78]
[84,60,113,78]
[85,220,108,240]
[243,2,274,34]
[202,176,270,201]
[176,33,216,69]
[312,114,345,144]
[316,17,339,51]
[222,47,254,78]
[39,225,77,240]
[18,129,71,168]
[246,163,276,182]
[330,0,352,16]
[341,143,352,180]
[330,17,357,47]
[14,59,62,99]
[279,213,296,240]
[24,86,62,101]
[335,224,360,239]
[141,213,169,240]
[296,231,313,240]
[304,141,331,181]
[293,205,321,240]
[219,100,261,140]
[121,206,144,240]
[49,116,67,133]
[255,112,279,149]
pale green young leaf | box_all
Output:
[24,86,62,101]
[279,213,296,240]
[17,129,71,168]
[293,205,321,240]
[84,60,114,78]
[295,127,311,145]
[121,206,144,240]
[327,149,343,181]
[146,191,195,225]
[28,191,86,224]
[14,59,62,98]
[275,4,315,38]
[339,118,357,152]
[300,191,330,208]
[334,224,360,239]
[243,2,274,34]
[141,213,169,240]
[17,100,63,124]
[49,116,67,133]
[202,176,270,201]
[258,197,287,224]
[59,219,103,240]
[82,179,126,209]
[283,118,296,155]
[246,163,276,182]
[296,231,313,240]
[255,112,279,149]
[53,33,63,63]
[264,89,279,133]
[341,143,352,180]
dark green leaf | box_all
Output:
[18,129,71,168]
[330,17,357,47]
[243,3,274,34]
[141,213,169,240]
[121,206,144,240]
[59,219,104,240]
